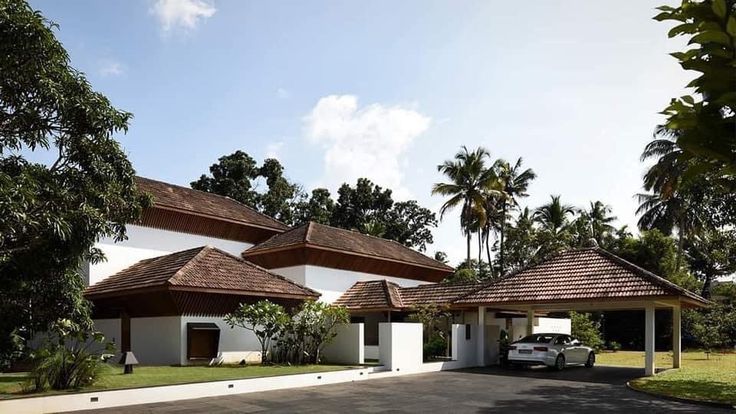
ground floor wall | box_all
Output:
[93,315,261,366]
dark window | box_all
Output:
[465,324,471,340]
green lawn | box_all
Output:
[0,364,353,399]
[598,351,736,406]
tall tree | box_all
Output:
[582,201,617,244]
[330,178,393,231]
[493,157,536,275]
[533,195,576,233]
[0,0,148,365]
[653,1,736,180]
[191,150,260,206]
[685,229,736,298]
[293,188,334,225]
[433,146,498,267]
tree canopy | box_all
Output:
[0,0,147,366]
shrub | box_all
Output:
[423,334,445,360]
[570,311,604,351]
[225,300,288,364]
[607,341,622,352]
[28,319,110,391]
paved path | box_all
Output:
[78,366,726,413]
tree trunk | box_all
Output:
[675,215,685,270]
[466,232,471,268]
[485,228,493,278]
[500,203,507,276]
[701,273,714,299]
[478,229,482,275]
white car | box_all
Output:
[507,333,595,370]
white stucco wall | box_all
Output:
[322,323,364,365]
[378,322,423,371]
[85,225,253,286]
[180,316,262,365]
[451,324,478,367]
[92,319,122,354]
[131,316,181,365]
[271,265,430,304]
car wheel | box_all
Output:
[554,354,565,371]
[585,352,595,368]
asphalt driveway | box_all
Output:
[78,366,726,413]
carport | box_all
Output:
[454,247,710,376]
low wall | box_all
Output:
[378,322,423,371]
[364,345,379,360]
[322,323,364,364]
[1,367,375,414]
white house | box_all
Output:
[84,177,457,365]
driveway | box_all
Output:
[78,366,726,413]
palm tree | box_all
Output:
[534,195,576,234]
[582,201,617,244]
[433,146,498,267]
[493,158,536,275]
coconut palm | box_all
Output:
[533,195,576,233]
[433,146,499,267]
[582,201,617,244]
[493,158,536,275]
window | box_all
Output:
[465,324,471,340]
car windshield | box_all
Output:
[517,334,555,343]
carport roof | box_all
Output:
[334,247,709,311]
[453,247,709,308]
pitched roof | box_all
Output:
[333,280,483,310]
[333,280,404,310]
[84,246,319,299]
[243,221,453,272]
[454,247,708,306]
[136,176,288,231]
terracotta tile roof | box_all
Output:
[333,248,709,311]
[244,221,453,272]
[84,246,319,299]
[455,247,708,306]
[136,176,288,231]
[333,280,484,310]
[333,280,404,310]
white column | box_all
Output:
[672,305,681,369]
[477,306,486,366]
[526,309,534,336]
[644,304,656,376]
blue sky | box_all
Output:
[31,0,690,264]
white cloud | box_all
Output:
[265,141,284,160]
[303,95,430,199]
[98,60,124,77]
[276,88,290,99]
[150,0,216,32]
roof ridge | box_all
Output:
[304,221,313,243]
[136,176,288,230]
[207,245,321,297]
[168,245,212,285]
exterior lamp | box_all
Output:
[119,351,139,374]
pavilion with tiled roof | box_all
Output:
[334,246,709,376]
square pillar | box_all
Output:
[672,305,681,369]
[477,306,486,366]
[644,304,656,376]
[526,309,534,336]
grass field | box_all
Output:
[598,350,736,405]
[0,364,352,399]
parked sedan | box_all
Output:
[507,333,595,370]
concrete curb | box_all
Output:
[625,381,736,410]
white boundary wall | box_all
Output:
[378,322,423,371]
[322,323,364,364]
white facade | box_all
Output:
[92,316,261,366]
[271,265,430,303]
[84,225,253,286]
